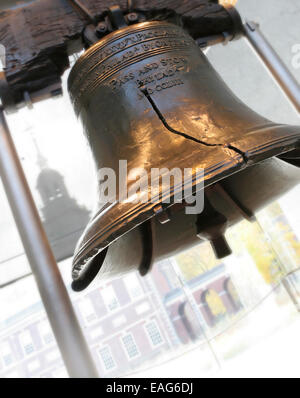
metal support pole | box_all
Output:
[244,20,300,113]
[0,107,98,378]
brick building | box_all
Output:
[0,163,242,378]
[0,255,241,377]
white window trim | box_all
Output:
[0,341,14,369]
[121,332,141,361]
[144,320,164,349]
[77,298,98,325]
[38,321,55,346]
[19,330,36,358]
[124,273,144,301]
[98,345,117,373]
[101,285,120,313]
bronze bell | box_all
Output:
[68,21,300,291]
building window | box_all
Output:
[102,285,119,311]
[78,298,97,323]
[98,346,116,371]
[202,289,227,325]
[0,341,13,367]
[145,321,164,347]
[124,272,144,300]
[161,262,181,289]
[122,334,140,360]
[38,320,54,345]
[20,330,35,356]
[224,278,242,312]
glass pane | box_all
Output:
[1,87,300,377]
[0,0,300,378]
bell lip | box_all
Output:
[72,149,243,281]
[72,124,300,282]
[68,20,179,92]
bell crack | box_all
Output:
[140,86,249,164]
[226,144,248,163]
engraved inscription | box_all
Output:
[70,24,198,109]
[80,38,191,88]
[74,39,192,105]
[109,57,188,94]
[136,57,188,86]
[71,26,185,83]
[142,78,185,95]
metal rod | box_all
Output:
[0,107,98,378]
[244,20,300,113]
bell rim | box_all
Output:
[72,125,300,282]
[72,149,243,278]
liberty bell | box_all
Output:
[68,20,300,291]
